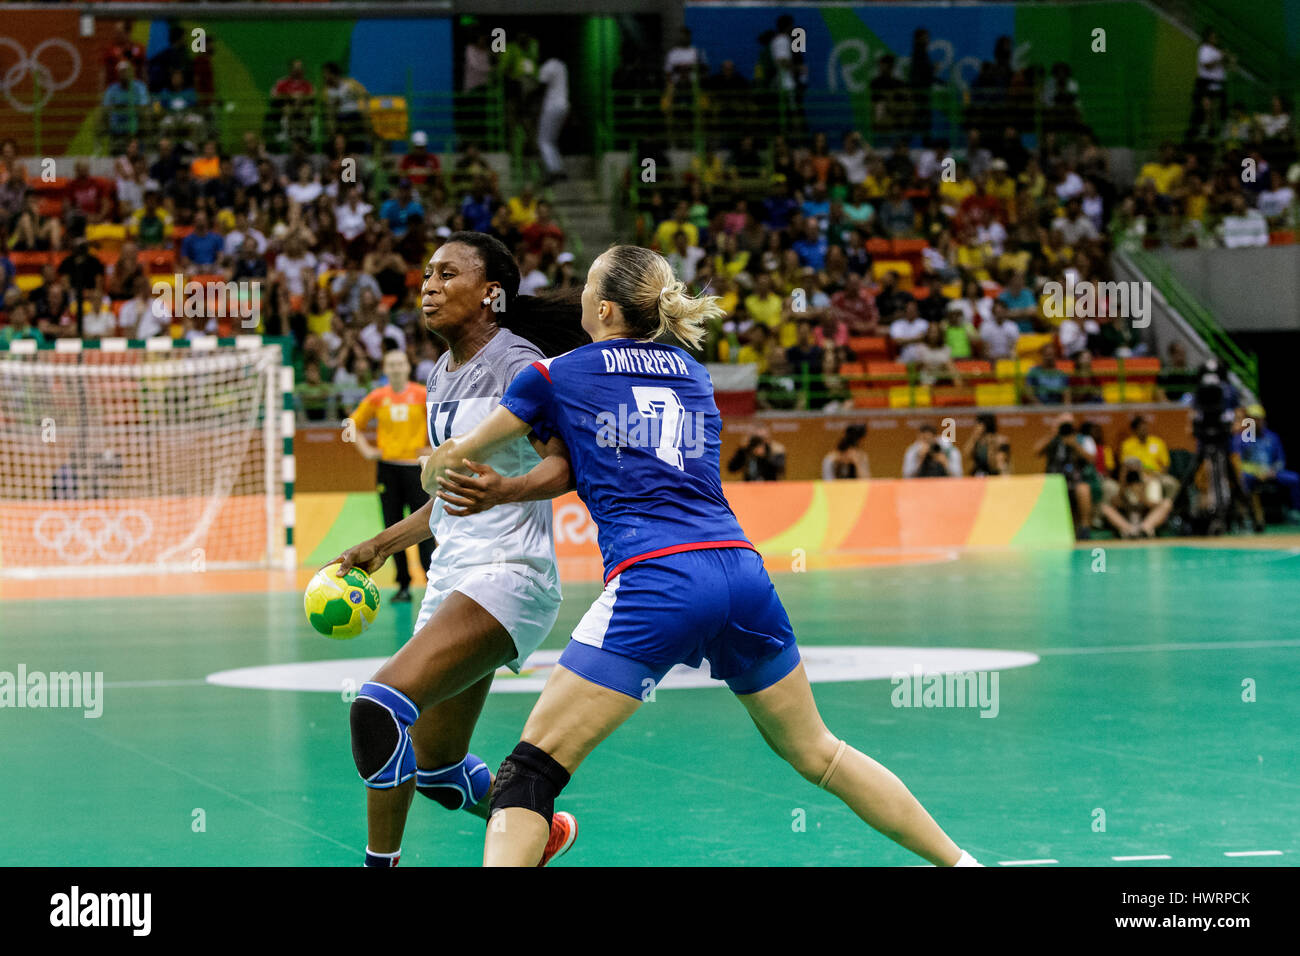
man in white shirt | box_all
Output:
[664,28,705,83]
[667,230,706,283]
[978,300,1020,360]
[517,251,550,296]
[358,307,406,362]
[335,185,373,244]
[835,131,869,184]
[902,423,962,478]
[536,56,569,184]
[1218,193,1269,248]
[888,300,930,364]
[224,211,268,258]
[1051,197,1099,246]
[274,235,318,299]
[1257,170,1295,221]
[121,278,168,338]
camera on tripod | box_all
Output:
[1190,359,1235,450]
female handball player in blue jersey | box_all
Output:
[424,244,982,867]
[331,233,586,866]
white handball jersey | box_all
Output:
[424,327,560,587]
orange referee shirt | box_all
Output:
[349,382,429,462]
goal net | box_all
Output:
[0,338,293,577]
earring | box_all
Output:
[481,297,491,307]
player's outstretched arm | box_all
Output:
[436,436,574,516]
[331,499,437,576]
[419,406,532,495]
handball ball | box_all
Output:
[305,563,380,639]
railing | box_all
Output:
[7,82,507,158]
[605,81,1283,155]
[751,357,1185,412]
[1123,245,1259,397]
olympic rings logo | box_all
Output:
[33,509,154,563]
[0,38,82,113]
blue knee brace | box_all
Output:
[350,681,419,789]
[416,754,492,811]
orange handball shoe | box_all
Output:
[538,811,578,867]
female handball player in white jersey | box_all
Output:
[331,233,585,866]
[426,244,982,867]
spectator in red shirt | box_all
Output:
[272,59,315,145]
[103,20,146,85]
[398,131,441,188]
[829,270,881,336]
[67,161,114,225]
[520,200,565,255]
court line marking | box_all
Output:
[103,679,209,688]
[1224,850,1282,857]
[1112,854,1172,861]
[73,720,357,856]
[1037,638,1300,656]
[998,859,1058,866]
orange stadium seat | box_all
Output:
[848,336,890,359]
[866,238,891,256]
[954,360,994,382]
[7,250,65,273]
[933,385,975,407]
[138,249,177,272]
[866,361,908,386]
[852,392,889,409]
[1091,357,1120,378]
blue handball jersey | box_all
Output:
[500,338,753,582]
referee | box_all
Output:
[346,349,433,601]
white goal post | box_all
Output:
[0,336,295,577]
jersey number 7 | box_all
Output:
[631,386,685,471]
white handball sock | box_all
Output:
[953,849,983,867]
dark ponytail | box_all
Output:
[444,230,588,357]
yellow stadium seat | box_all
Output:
[995,358,1033,379]
[368,96,409,142]
[975,382,1018,406]
[1016,332,1054,357]
[15,274,43,292]
[888,384,931,408]
[1103,382,1155,403]
[872,259,914,289]
[85,223,127,242]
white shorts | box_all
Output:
[414,563,561,672]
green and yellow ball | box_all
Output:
[304,563,381,639]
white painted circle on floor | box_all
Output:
[206,646,1039,694]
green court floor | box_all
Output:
[2,545,1297,866]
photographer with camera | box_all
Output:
[1035,412,1099,538]
[903,423,962,478]
[727,422,787,482]
[822,423,871,480]
[963,413,1012,476]
[1177,359,1259,534]
[1100,456,1174,538]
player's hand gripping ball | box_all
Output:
[305,563,381,639]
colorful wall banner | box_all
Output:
[683,1,1208,147]
[295,475,1074,584]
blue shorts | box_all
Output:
[559,546,800,699]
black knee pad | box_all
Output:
[488,742,571,826]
